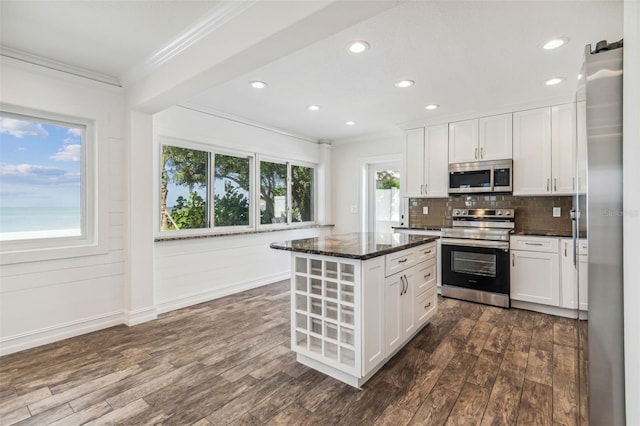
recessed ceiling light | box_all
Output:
[395,80,415,88]
[307,105,320,111]
[545,77,565,86]
[345,121,357,126]
[347,40,369,54]
[249,81,267,89]
[425,104,440,110]
[542,37,569,50]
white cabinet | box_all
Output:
[448,119,478,163]
[290,241,438,388]
[578,240,588,311]
[510,236,560,306]
[384,241,437,357]
[560,238,578,309]
[449,114,512,164]
[479,113,513,161]
[403,125,448,197]
[513,104,576,196]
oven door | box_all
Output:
[441,239,510,295]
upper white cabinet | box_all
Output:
[513,104,576,196]
[448,119,478,163]
[403,125,448,198]
[449,113,512,164]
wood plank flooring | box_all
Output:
[0,281,587,425]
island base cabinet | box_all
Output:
[288,241,438,388]
[384,269,415,357]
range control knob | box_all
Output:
[497,210,503,216]
[454,209,460,215]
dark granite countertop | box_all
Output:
[513,230,572,237]
[270,232,439,260]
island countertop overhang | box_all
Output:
[270,232,439,260]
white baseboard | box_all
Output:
[511,300,578,319]
[0,274,289,356]
[0,311,124,356]
[123,307,158,326]
[156,272,289,314]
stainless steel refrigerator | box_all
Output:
[575,39,625,425]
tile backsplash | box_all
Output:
[408,194,573,236]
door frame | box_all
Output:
[359,154,402,233]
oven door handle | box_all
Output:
[441,238,509,250]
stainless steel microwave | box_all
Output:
[448,159,513,194]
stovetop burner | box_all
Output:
[442,208,515,241]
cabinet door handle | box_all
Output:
[420,184,423,194]
[524,242,544,246]
[573,177,575,191]
[400,275,406,295]
[424,302,432,309]
[512,253,515,267]
[398,258,408,264]
[546,178,550,192]
[564,242,568,257]
[480,147,484,158]
[424,183,428,194]
[423,250,432,255]
[424,273,432,279]
[554,178,557,192]
[474,148,478,159]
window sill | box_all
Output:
[154,224,334,242]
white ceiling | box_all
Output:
[0,1,624,143]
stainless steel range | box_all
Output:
[440,208,514,308]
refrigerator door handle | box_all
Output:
[570,208,578,267]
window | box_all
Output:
[259,160,315,226]
[0,111,86,241]
[158,141,316,235]
[160,145,209,231]
[291,165,314,223]
[214,154,250,227]
[260,161,288,225]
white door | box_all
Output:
[448,119,478,164]
[551,103,577,195]
[368,162,401,234]
[513,107,552,195]
[403,128,425,197]
[479,113,513,161]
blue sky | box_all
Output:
[0,114,82,208]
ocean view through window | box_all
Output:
[0,111,84,241]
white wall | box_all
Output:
[623,0,640,422]
[153,106,331,312]
[331,131,403,233]
[0,59,126,355]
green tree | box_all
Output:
[292,166,313,222]
[376,170,400,190]
[214,182,249,226]
[170,192,207,229]
[260,162,287,224]
[161,146,208,230]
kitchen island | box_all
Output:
[270,232,439,388]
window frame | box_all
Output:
[256,155,317,230]
[157,137,257,237]
[0,104,104,265]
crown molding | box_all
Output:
[177,102,320,144]
[120,1,257,87]
[0,46,121,87]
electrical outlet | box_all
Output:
[553,207,561,217]
[423,206,429,215]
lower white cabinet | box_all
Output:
[511,235,587,317]
[384,270,413,356]
[510,236,560,306]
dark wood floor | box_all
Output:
[0,281,587,425]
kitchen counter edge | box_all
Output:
[270,234,439,261]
